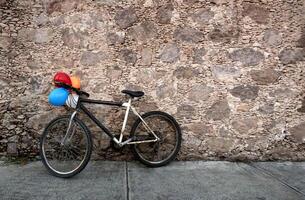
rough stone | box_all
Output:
[243,3,269,24]
[17,28,34,42]
[34,13,49,26]
[138,101,158,113]
[297,98,305,113]
[0,36,12,50]
[290,122,305,142]
[52,15,65,26]
[0,78,8,87]
[156,3,174,24]
[30,75,50,94]
[129,21,156,43]
[206,137,234,153]
[160,43,180,63]
[230,85,259,100]
[0,0,6,6]
[80,51,107,66]
[174,27,204,43]
[33,28,53,44]
[61,28,88,48]
[52,57,75,68]
[183,134,203,150]
[232,117,258,134]
[188,85,213,102]
[279,48,305,64]
[209,0,232,4]
[192,8,214,25]
[99,139,110,150]
[115,7,138,29]
[297,26,305,48]
[92,81,108,93]
[229,48,264,66]
[218,126,230,136]
[8,135,19,142]
[263,29,282,46]
[119,48,137,65]
[188,122,214,135]
[26,111,61,131]
[94,0,121,6]
[258,103,274,114]
[140,48,152,66]
[177,104,196,118]
[8,125,16,130]
[47,1,62,14]
[206,99,231,121]
[174,67,198,79]
[106,66,122,81]
[269,88,294,98]
[134,68,156,84]
[156,83,175,99]
[208,28,239,43]
[193,47,206,64]
[106,32,125,46]
[47,0,79,15]
[7,143,17,155]
[211,65,241,81]
[0,139,8,143]
[182,0,198,5]
[249,68,280,85]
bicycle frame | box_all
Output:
[64,97,160,147]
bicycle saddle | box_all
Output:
[121,90,144,98]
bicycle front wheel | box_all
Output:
[40,115,92,178]
[131,111,182,167]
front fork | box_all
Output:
[61,111,77,146]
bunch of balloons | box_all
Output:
[48,72,81,107]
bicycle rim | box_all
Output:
[133,114,179,164]
[41,118,89,175]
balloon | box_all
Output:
[53,72,72,87]
[70,76,81,89]
[66,93,79,109]
[48,88,69,106]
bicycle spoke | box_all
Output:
[41,117,90,175]
[133,113,180,164]
[69,150,80,160]
[155,143,162,161]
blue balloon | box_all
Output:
[48,88,69,106]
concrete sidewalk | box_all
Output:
[0,161,304,200]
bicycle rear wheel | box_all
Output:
[131,111,182,167]
[40,115,92,178]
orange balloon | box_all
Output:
[70,76,81,89]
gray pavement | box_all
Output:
[0,161,304,200]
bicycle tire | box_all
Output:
[39,115,92,178]
[130,111,182,167]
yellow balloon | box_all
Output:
[70,76,81,89]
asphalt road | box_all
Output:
[0,161,304,200]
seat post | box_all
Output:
[119,98,132,143]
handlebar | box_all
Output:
[53,81,90,98]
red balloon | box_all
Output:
[53,72,72,87]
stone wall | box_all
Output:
[1,0,305,161]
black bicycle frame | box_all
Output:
[76,97,123,140]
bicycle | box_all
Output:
[39,82,182,178]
